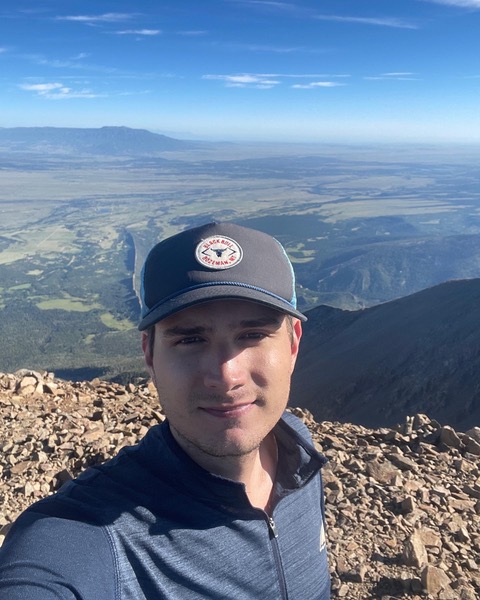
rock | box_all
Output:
[458,587,477,600]
[421,565,451,594]
[403,531,428,568]
[439,425,462,449]
[400,496,417,513]
[464,437,480,456]
[387,453,417,471]
[465,427,480,443]
[0,377,479,598]
[463,485,480,500]
[418,528,441,548]
[366,458,399,484]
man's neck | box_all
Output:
[243,433,278,513]
[171,427,278,512]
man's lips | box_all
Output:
[201,402,256,418]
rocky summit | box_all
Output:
[1,371,479,599]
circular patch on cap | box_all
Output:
[195,235,243,270]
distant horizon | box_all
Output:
[1,1,480,145]
[2,120,480,147]
[2,123,480,147]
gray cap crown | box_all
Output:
[138,222,306,330]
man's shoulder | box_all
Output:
[3,504,110,548]
[0,505,116,598]
[6,424,165,528]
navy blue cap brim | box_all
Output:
[138,284,307,330]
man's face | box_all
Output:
[142,299,302,464]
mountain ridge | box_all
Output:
[0,125,200,156]
[293,277,480,431]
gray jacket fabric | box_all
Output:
[0,412,330,599]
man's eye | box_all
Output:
[177,336,203,345]
[241,331,267,341]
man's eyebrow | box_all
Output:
[161,325,209,338]
[239,316,282,329]
[161,316,282,337]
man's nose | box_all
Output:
[202,347,246,392]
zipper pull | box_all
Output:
[268,517,279,539]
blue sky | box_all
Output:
[1,0,480,143]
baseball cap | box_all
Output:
[138,222,307,330]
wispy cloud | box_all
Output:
[176,30,208,36]
[224,43,315,53]
[56,13,133,24]
[314,14,419,29]
[203,73,280,88]
[292,81,346,89]
[383,72,416,76]
[113,29,161,36]
[19,82,102,99]
[233,1,297,9]
[204,72,349,89]
[32,52,90,69]
[423,0,480,7]
[285,73,350,79]
[364,72,420,81]
[231,0,311,19]
[21,52,123,76]
[0,48,7,54]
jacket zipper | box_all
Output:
[267,516,289,600]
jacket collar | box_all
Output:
[135,413,326,513]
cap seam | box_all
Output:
[142,280,296,318]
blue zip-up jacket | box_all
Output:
[0,412,330,599]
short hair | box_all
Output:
[146,324,156,358]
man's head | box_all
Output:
[138,223,305,467]
[138,222,307,332]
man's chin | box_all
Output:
[172,425,262,460]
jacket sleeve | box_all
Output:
[0,510,117,600]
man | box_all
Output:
[0,222,330,599]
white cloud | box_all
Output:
[314,14,418,29]
[21,52,124,76]
[114,29,161,36]
[383,72,416,76]
[19,82,102,99]
[203,73,281,88]
[231,1,313,21]
[216,37,328,54]
[423,0,480,7]
[0,48,7,54]
[292,81,346,89]
[33,54,92,69]
[56,13,133,23]
[20,83,63,92]
[364,72,420,81]
[228,43,311,53]
[204,72,350,89]
[284,73,351,79]
[235,1,297,9]
[176,30,208,36]
[227,75,269,84]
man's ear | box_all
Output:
[290,319,302,372]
